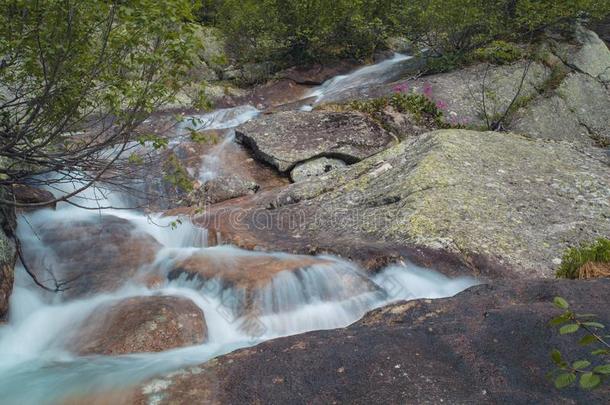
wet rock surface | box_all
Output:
[69,295,206,355]
[164,250,381,317]
[22,215,162,298]
[132,278,610,404]
[199,129,610,278]
[235,111,395,172]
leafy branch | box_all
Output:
[548,296,610,390]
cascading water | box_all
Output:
[0,55,477,404]
[301,53,414,109]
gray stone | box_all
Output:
[558,26,610,83]
[557,72,610,144]
[204,175,259,204]
[204,130,610,278]
[236,111,395,172]
[290,157,347,182]
[510,94,590,143]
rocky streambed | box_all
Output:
[0,26,609,405]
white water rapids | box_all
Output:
[0,54,477,404]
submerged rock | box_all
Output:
[199,129,610,278]
[235,111,395,172]
[131,278,610,404]
[164,250,381,318]
[290,157,347,182]
[22,215,162,298]
[69,295,206,355]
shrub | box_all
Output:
[557,238,610,279]
[348,89,449,129]
[472,41,524,65]
[396,0,610,54]
[215,0,392,64]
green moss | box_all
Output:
[472,41,523,65]
[557,238,610,279]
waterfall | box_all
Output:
[0,54,477,404]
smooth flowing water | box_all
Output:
[301,53,413,109]
[0,54,477,404]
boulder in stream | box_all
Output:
[165,249,382,319]
[21,215,162,299]
[68,295,206,356]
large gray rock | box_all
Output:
[131,278,610,404]
[200,130,610,278]
[511,72,610,145]
[557,25,610,83]
[235,111,395,172]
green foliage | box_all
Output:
[548,296,610,390]
[472,41,524,65]
[0,0,201,195]
[397,0,610,55]
[215,0,391,64]
[163,154,193,193]
[556,239,610,279]
[212,0,610,69]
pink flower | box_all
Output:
[423,82,433,98]
[435,100,447,110]
[393,83,409,93]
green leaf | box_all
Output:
[579,372,601,390]
[551,349,563,366]
[553,296,569,310]
[554,373,576,389]
[582,322,605,329]
[578,335,597,346]
[593,365,610,375]
[559,324,580,335]
[591,349,609,356]
[549,313,571,326]
[572,360,590,370]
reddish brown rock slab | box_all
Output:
[167,250,337,290]
[130,278,610,404]
[68,295,206,356]
[21,215,162,299]
[164,249,382,317]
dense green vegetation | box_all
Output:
[557,239,610,279]
[0,0,200,205]
[207,0,610,66]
